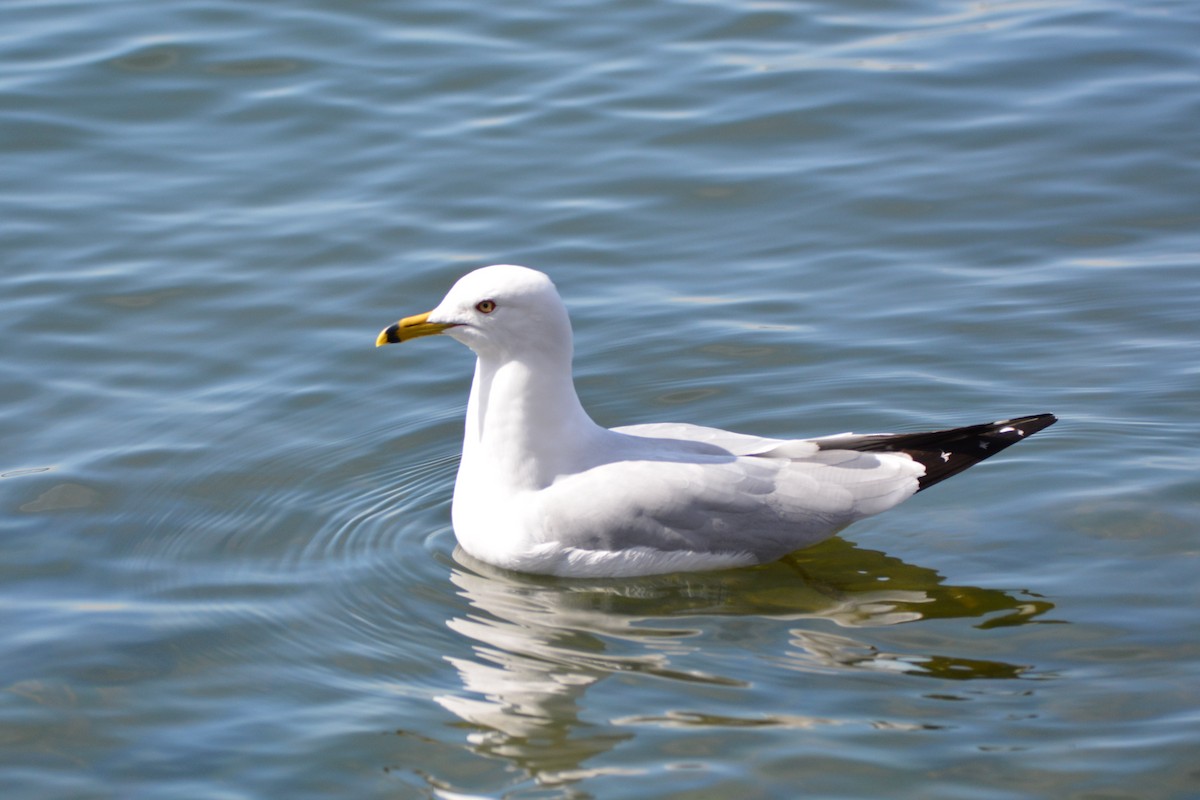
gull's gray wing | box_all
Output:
[611,421,821,458]
[533,437,924,563]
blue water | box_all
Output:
[3,1,1198,797]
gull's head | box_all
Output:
[376,265,572,362]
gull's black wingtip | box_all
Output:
[815,412,1058,492]
[904,413,1058,491]
[1002,412,1057,434]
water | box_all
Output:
[3,0,1198,797]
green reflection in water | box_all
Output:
[410,537,1060,790]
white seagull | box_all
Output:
[376,265,1055,578]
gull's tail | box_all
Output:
[812,413,1057,491]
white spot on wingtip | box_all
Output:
[978,441,990,449]
[940,451,951,462]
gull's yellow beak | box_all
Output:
[375,311,457,347]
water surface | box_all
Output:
[2,1,1198,797]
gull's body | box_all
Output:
[377,265,1055,578]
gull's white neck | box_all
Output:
[461,344,602,492]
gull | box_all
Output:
[376,265,1055,578]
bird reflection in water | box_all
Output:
[421,536,1057,788]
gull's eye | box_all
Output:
[475,299,496,314]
